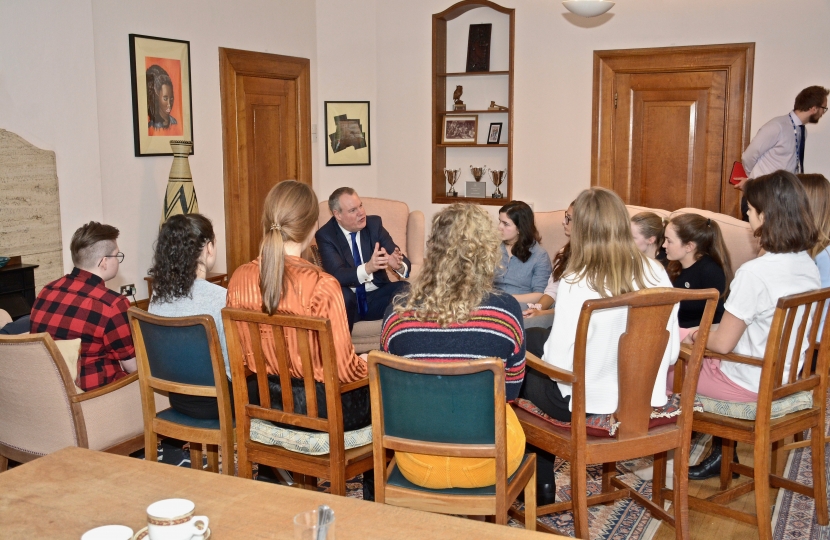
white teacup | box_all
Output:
[81,525,134,540]
[146,499,209,540]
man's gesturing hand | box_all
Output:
[388,247,404,271]
[365,242,389,274]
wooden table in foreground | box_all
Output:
[0,447,559,539]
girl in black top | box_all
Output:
[663,213,733,328]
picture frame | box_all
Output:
[325,101,371,166]
[487,122,503,144]
[465,23,492,72]
[129,34,193,157]
[442,115,478,144]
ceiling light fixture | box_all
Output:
[562,0,615,17]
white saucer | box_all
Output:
[132,527,211,540]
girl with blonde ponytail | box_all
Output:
[226,180,372,458]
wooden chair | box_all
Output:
[0,333,148,470]
[513,287,719,539]
[221,308,373,495]
[128,308,234,475]
[670,288,830,540]
[368,351,537,529]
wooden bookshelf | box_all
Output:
[432,0,514,205]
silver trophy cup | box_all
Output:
[490,169,506,198]
[444,168,461,197]
[470,165,488,182]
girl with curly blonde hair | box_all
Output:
[381,203,527,491]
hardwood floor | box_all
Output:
[653,439,790,539]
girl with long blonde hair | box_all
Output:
[381,203,528,493]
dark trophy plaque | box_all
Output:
[465,24,492,72]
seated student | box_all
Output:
[30,222,135,391]
[381,203,526,491]
[521,187,679,503]
[684,171,820,479]
[226,181,374,497]
[631,211,668,265]
[524,201,574,355]
[800,173,830,333]
[314,187,410,333]
[148,214,231,420]
[494,201,552,305]
[663,213,732,329]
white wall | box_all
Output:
[90,0,319,296]
[0,0,105,267]
[374,0,830,228]
[315,0,378,209]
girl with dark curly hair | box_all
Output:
[148,213,231,419]
[494,200,551,306]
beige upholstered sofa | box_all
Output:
[0,333,168,468]
[315,197,425,354]
[534,205,760,277]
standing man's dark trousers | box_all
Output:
[342,281,410,332]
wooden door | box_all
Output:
[614,71,726,211]
[219,48,312,277]
[592,44,754,216]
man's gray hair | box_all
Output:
[328,187,357,213]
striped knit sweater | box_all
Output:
[380,290,526,401]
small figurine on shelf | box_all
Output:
[487,101,508,111]
[453,86,466,111]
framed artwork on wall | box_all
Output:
[325,101,371,166]
[129,34,194,157]
[442,115,478,144]
[487,122,503,144]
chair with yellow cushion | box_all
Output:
[367,351,537,529]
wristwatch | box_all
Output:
[527,303,542,310]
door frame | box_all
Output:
[219,47,312,276]
[591,43,754,215]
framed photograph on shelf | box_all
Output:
[325,101,371,166]
[442,115,478,144]
[487,122,503,144]
[129,34,193,157]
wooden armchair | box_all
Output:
[367,351,537,528]
[222,308,373,495]
[513,287,719,539]
[670,288,830,540]
[128,308,235,475]
[0,334,150,470]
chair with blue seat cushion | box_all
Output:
[221,308,374,496]
[367,351,537,529]
[127,308,234,475]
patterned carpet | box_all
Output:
[772,388,830,540]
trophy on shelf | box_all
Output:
[490,169,506,198]
[444,168,461,197]
[470,165,488,182]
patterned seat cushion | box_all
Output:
[249,419,372,455]
[696,391,813,420]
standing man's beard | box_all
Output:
[808,111,823,124]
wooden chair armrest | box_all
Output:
[703,349,764,367]
[70,372,139,403]
[340,376,369,393]
[679,343,692,362]
[526,352,575,383]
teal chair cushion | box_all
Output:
[157,407,234,430]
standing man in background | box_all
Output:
[737,85,828,219]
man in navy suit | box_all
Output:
[315,187,410,332]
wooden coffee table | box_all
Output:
[0,447,560,539]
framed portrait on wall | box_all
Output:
[325,101,371,166]
[129,34,193,156]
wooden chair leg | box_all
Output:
[601,461,615,494]
[770,439,781,476]
[719,439,735,490]
[753,443,773,540]
[0,453,8,472]
[571,458,590,539]
[524,463,537,531]
[190,442,203,471]
[206,444,219,473]
[652,452,666,508]
[329,468,346,496]
[810,423,829,525]
[145,431,159,464]
[672,450,690,540]
[237,441,253,480]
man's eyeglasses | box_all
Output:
[564,214,572,224]
[99,252,125,266]
[820,106,829,113]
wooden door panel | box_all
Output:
[591,44,754,218]
[220,48,311,276]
